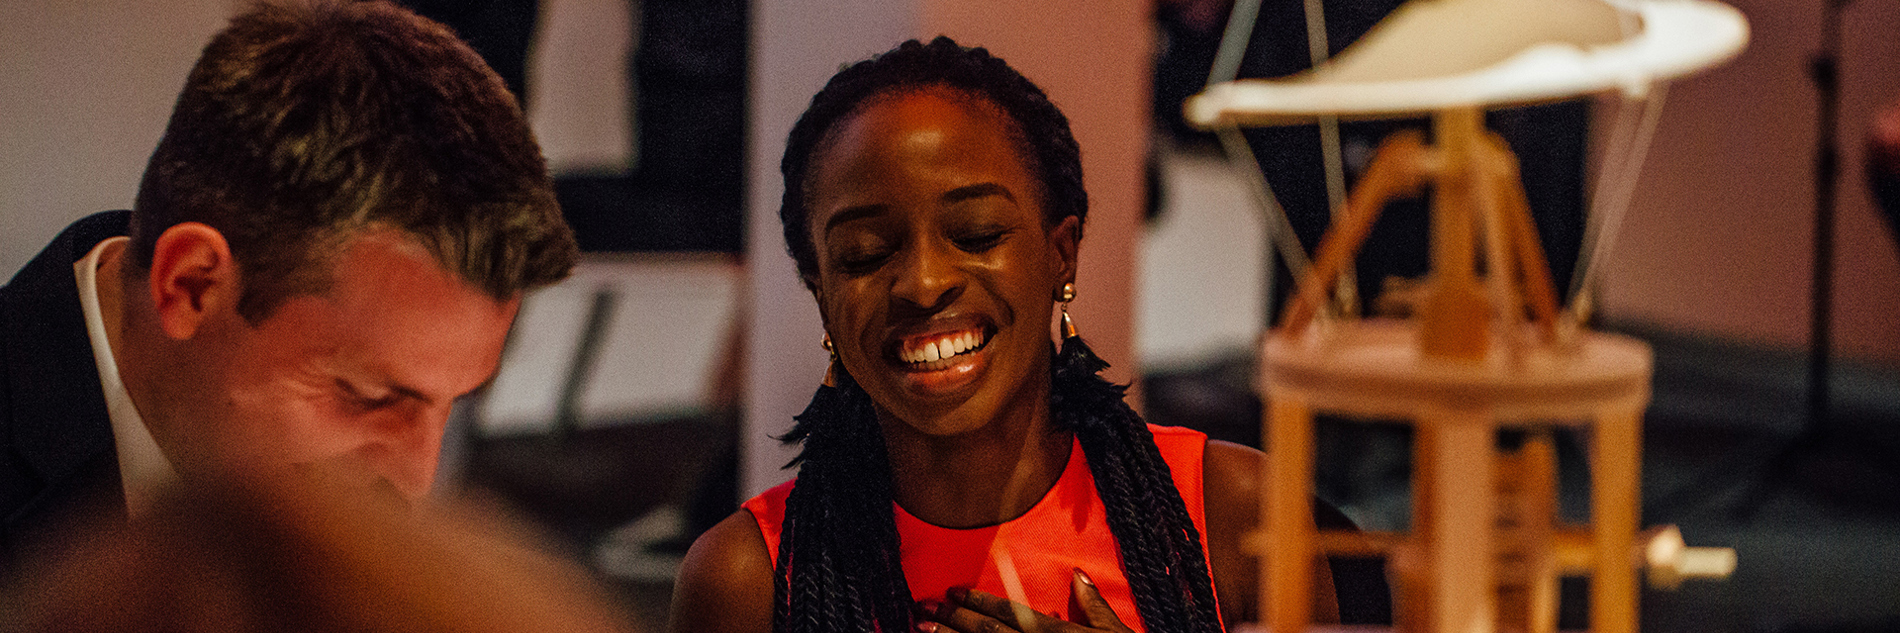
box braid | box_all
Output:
[773,372,913,633]
[773,36,1223,633]
[1051,335,1224,633]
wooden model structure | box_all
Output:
[1183,1,1749,632]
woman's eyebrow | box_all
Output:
[942,182,1014,205]
[822,203,888,236]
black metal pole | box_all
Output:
[1807,0,1848,431]
[1730,0,1855,518]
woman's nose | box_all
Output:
[889,240,963,310]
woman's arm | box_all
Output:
[1203,439,1340,626]
[666,510,777,633]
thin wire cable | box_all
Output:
[1208,0,1265,86]
[1569,93,1643,302]
[1568,84,1670,313]
[1218,125,1316,283]
[1303,0,1346,222]
[1566,8,1653,313]
[1304,0,1357,315]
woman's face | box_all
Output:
[803,87,1079,437]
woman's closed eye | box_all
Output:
[834,241,895,273]
[952,227,1009,253]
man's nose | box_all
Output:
[363,406,449,500]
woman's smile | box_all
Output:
[889,325,994,395]
[895,327,988,366]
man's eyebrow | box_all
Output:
[942,182,1014,205]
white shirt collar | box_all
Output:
[73,236,177,518]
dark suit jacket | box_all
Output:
[0,211,132,571]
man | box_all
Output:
[0,0,577,567]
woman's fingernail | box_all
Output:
[1074,567,1096,586]
[946,586,969,602]
[915,621,939,633]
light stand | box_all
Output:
[1807,0,1848,444]
[1735,0,1853,516]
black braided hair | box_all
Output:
[774,372,912,633]
[1050,336,1223,633]
[772,37,1221,632]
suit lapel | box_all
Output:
[1,211,132,540]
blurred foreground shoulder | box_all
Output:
[1202,439,1264,622]
[1201,438,1341,624]
[667,509,775,633]
[1203,439,1264,503]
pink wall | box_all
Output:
[920,0,1154,389]
[1600,0,1900,364]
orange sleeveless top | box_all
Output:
[742,424,1213,631]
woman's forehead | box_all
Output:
[809,97,1037,202]
[808,87,1037,190]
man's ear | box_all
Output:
[146,222,239,340]
[1048,215,1082,287]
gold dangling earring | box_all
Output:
[821,333,839,387]
[1057,283,1077,340]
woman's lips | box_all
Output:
[888,327,992,393]
[896,328,988,366]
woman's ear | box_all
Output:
[805,275,838,338]
[804,276,844,387]
[146,222,239,340]
[803,275,825,316]
[1048,215,1082,287]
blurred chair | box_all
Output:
[452,254,743,581]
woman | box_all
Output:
[670,37,1334,633]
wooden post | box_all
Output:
[1419,412,1496,633]
[1592,408,1643,633]
[1265,396,1316,633]
[1420,107,1491,360]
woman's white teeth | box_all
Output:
[903,331,983,364]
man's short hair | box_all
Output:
[129,0,575,322]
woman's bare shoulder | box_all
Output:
[666,509,776,633]
[1199,439,1262,623]
[1198,438,1341,624]
[1203,439,1264,503]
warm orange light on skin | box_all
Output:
[804,87,1079,441]
[113,226,519,500]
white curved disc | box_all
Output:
[1185,0,1749,126]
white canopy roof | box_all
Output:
[1185,0,1749,126]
